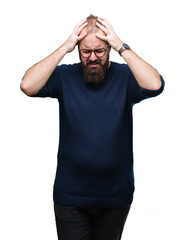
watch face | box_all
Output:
[124,43,130,50]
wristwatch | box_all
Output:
[118,43,131,55]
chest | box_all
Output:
[64,80,128,116]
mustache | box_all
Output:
[86,59,102,65]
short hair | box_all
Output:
[86,14,99,33]
[77,14,103,48]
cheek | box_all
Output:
[81,58,88,65]
[101,55,108,65]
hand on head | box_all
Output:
[63,18,88,53]
[96,18,123,52]
[63,16,123,53]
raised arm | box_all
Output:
[20,18,88,96]
[96,17,162,90]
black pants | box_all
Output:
[54,202,131,240]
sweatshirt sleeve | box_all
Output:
[128,70,165,105]
[30,67,61,99]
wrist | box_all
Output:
[118,43,131,55]
[120,48,132,58]
[59,44,69,55]
[115,41,124,52]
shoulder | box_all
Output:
[110,62,131,78]
[54,63,81,81]
[111,61,130,71]
[57,62,81,72]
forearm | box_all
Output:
[21,18,88,96]
[121,49,161,90]
[95,18,161,90]
[20,45,68,96]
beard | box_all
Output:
[80,54,110,88]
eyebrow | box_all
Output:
[81,45,104,49]
[81,43,103,49]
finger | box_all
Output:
[96,22,108,34]
[96,33,107,41]
[97,17,107,27]
[78,18,87,27]
[102,17,111,25]
[73,21,87,37]
[74,18,87,32]
[76,21,88,35]
[98,17,112,29]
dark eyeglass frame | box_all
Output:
[79,45,110,58]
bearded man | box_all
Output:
[20,14,165,240]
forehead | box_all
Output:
[79,29,107,49]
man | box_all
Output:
[20,15,165,240]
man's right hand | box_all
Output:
[20,18,88,96]
[63,18,88,53]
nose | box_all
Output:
[89,51,98,61]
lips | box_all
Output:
[87,60,101,68]
[90,63,98,68]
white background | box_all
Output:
[0,0,184,239]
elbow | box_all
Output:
[149,75,162,90]
[20,79,34,96]
[152,80,162,90]
[153,76,162,90]
[20,80,29,95]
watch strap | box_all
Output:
[118,43,130,55]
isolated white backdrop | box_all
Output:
[0,0,184,239]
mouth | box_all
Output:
[87,60,101,68]
[89,63,99,68]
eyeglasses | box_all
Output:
[79,45,110,58]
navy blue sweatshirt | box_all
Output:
[31,62,165,208]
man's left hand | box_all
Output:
[96,18,123,52]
